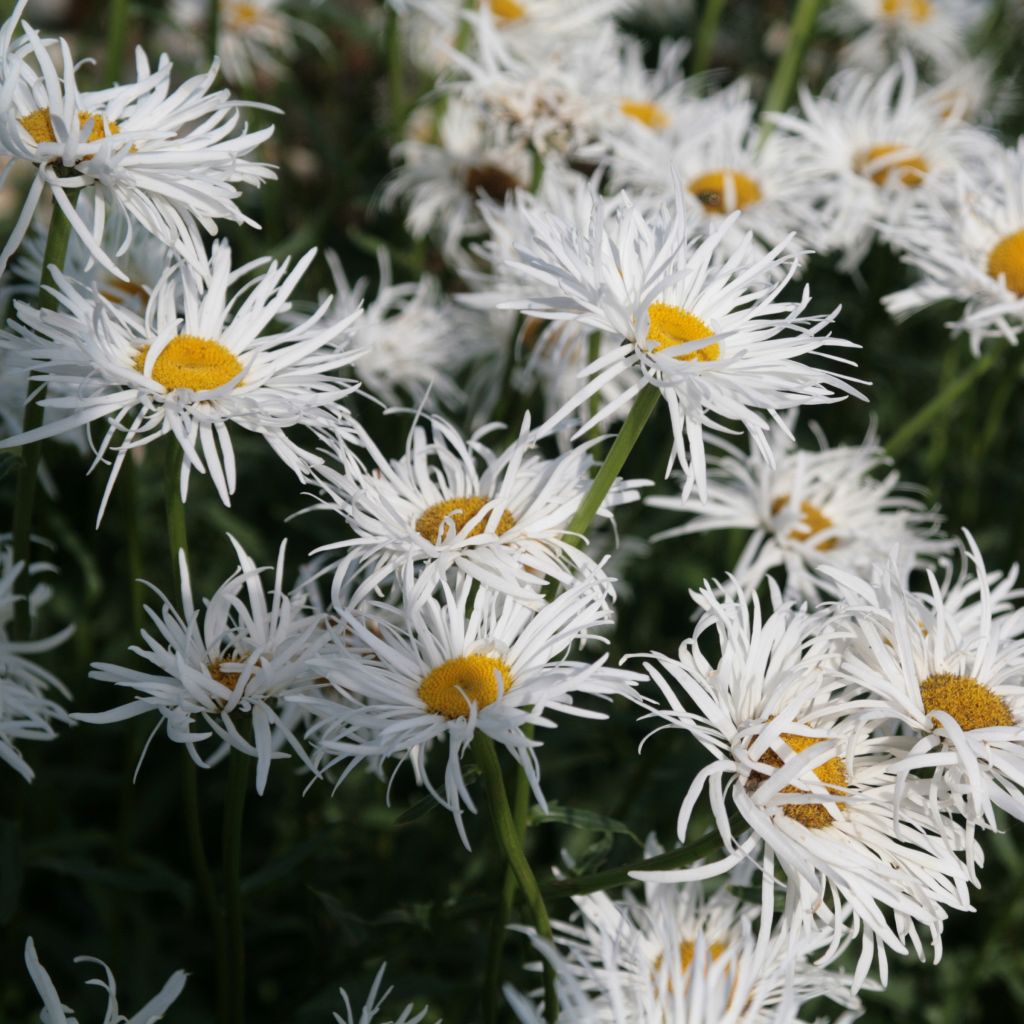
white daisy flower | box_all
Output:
[0,0,276,278]
[633,581,975,985]
[0,547,73,782]
[490,181,861,499]
[167,0,328,88]
[0,240,363,520]
[333,962,429,1024]
[75,536,331,795]
[833,531,1024,835]
[299,572,641,847]
[646,416,950,601]
[310,412,643,604]
[882,140,1024,353]
[768,55,981,270]
[24,936,187,1024]
[508,875,864,1023]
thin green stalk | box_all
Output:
[223,746,250,1024]
[692,0,728,76]
[474,734,558,1023]
[11,198,77,640]
[760,0,824,120]
[208,0,220,64]
[103,0,130,87]
[887,344,1004,461]
[164,441,189,593]
[386,7,405,135]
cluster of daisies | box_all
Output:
[2,0,1024,1021]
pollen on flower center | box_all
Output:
[647,302,720,362]
[465,164,523,201]
[747,731,847,830]
[225,1,261,28]
[489,0,525,20]
[855,144,929,187]
[208,658,245,691]
[689,169,763,213]
[18,108,121,147]
[653,940,727,987]
[987,229,1024,296]
[418,654,513,719]
[620,99,669,129]
[881,0,932,21]
[415,496,516,543]
[920,672,1015,731]
[770,495,838,550]
[134,335,243,392]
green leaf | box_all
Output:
[529,801,642,846]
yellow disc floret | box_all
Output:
[419,654,513,719]
[679,940,727,972]
[647,302,720,362]
[208,659,245,691]
[987,229,1024,296]
[689,170,763,213]
[920,672,1015,731]
[855,144,929,187]
[489,0,525,19]
[770,495,838,550]
[620,99,669,129]
[134,335,243,392]
[881,0,932,21]
[19,108,121,147]
[415,497,516,543]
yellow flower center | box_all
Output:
[881,0,932,21]
[100,279,150,307]
[689,170,763,213]
[679,940,727,972]
[987,229,1024,296]
[133,335,243,392]
[620,99,669,129]
[646,302,720,362]
[855,144,929,187]
[770,495,838,550]
[920,672,1015,731]
[414,497,516,543]
[465,164,523,201]
[225,1,261,28]
[418,653,513,719]
[208,659,245,691]
[18,108,121,150]
[749,732,847,830]
[489,0,525,20]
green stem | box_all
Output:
[208,0,220,64]
[760,0,824,119]
[887,343,1004,461]
[474,734,558,1024]
[11,198,77,640]
[386,7,405,135]
[102,0,130,87]
[692,0,728,75]
[164,441,189,594]
[223,746,250,1024]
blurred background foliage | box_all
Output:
[2,1,1024,1022]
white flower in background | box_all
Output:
[0,548,73,782]
[333,962,428,1024]
[605,82,820,267]
[0,0,276,277]
[310,413,643,603]
[24,936,186,1024]
[634,582,975,985]
[834,532,1024,836]
[508,875,864,1023]
[491,182,861,499]
[322,248,497,413]
[646,417,950,601]
[300,571,640,846]
[768,55,981,270]
[168,0,327,88]
[0,241,363,520]
[827,0,982,73]
[919,55,1019,127]
[883,141,1024,353]
[76,537,330,794]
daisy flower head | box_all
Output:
[0,0,276,278]
[768,54,981,271]
[310,412,643,605]
[633,580,975,984]
[76,536,331,795]
[646,416,950,601]
[507,873,864,1023]
[0,546,73,782]
[833,530,1024,835]
[883,140,1024,353]
[24,936,187,1024]
[333,963,429,1024]
[492,180,861,500]
[0,240,363,521]
[300,570,641,847]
